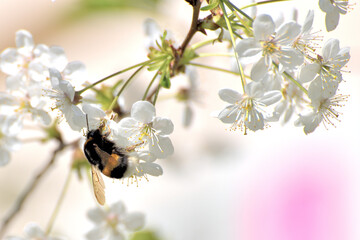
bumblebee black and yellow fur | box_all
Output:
[84,128,128,179]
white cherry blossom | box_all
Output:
[292,10,322,55]
[216,82,282,132]
[0,115,21,166]
[299,38,350,98]
[86,201,145,240]
[275,81,308,124]
[236,14,304,81]
[118,101,174,159]
[46,68,85,131]
[0,30,67,90]
[319,0,351,31]
[295,76,347,134]
[5,222,65,240]
[0,91,51,126]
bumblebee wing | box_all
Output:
[91,165,106,205]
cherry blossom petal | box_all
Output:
[123,212,146,231]
[86,226,107,240]
[0,48,23,75]
[23,223,45,238]
[325,10,340,32]
[110,201,126,216]
[118,118,141,138]
[15,30,34,57]
[140,162,163,176]
[218,88,242,104]
[245,109,264,131]
[87,208,106,224]
[276,22,301,45]
[49,46,68,71]
[250,57,268,82]
[259,90,282,106]
[0,148,10,166]
[153,117,174,135]
[149,135,174,159]
[183,104,193,127]
[218,106,238,123]
[319,0,334,12]
[63,61,87,83]
[236,38,261,58]
[253,14,275,41]
[323,39,340,61]
[131,101,155,123]
[299,63,321,83]
[279,48,304,69]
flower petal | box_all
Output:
[118,117,141,138]
[250,57,268,82]
[23,222,45,238]
[16,30,34,57]
[279,48,304,69]
[299,63,320,83]
[131,101,155,124]
[63,61,87,83]
[123,212,145,231]
[87,208,106,224]
[253,14,275,41]
[235,38,261,58]
[0,148,10,166]
[110,201,126,216]
[259,90,282,106]
[153,117,174,135]
[149,135,174,158]
[140,162,163,176]
[325,10,340,32]
[182,105,193,128]
[323,38,340,61]
[276,22,301,45]
[218,88,241,104]
[0,48,23,75]
[85,226,107,240]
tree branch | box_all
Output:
[0,140,74,239]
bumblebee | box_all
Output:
[83,117,128,205]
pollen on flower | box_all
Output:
[318,94,348,128]
[293,30,323,57]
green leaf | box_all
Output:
[200,0,219,11]
[159,71,171,89]
[130,230,162,240]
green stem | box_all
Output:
[191,38,219,50]
[219,0,246,92]
[45,170,72,236]
[189,62,246,77]
[77,58,162,95]
[241,0,290,10]
[142,71,160,100]
[152,85,161,105]
[108,65,145,111]
[196,52,235,58]
[225,0,253,22]
[282,71,308,94]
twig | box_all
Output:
[0,140,75,239]
[179,0,202,57]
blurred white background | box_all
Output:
[0,0,359,239]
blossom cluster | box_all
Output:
[0,30,174,176]
[215,7,350,134]
[0,0,353,239]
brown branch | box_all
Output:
[0,140,76,239]
[179,0,202,57]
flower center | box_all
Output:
[261,37,280,56]
[106,213,119,229]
